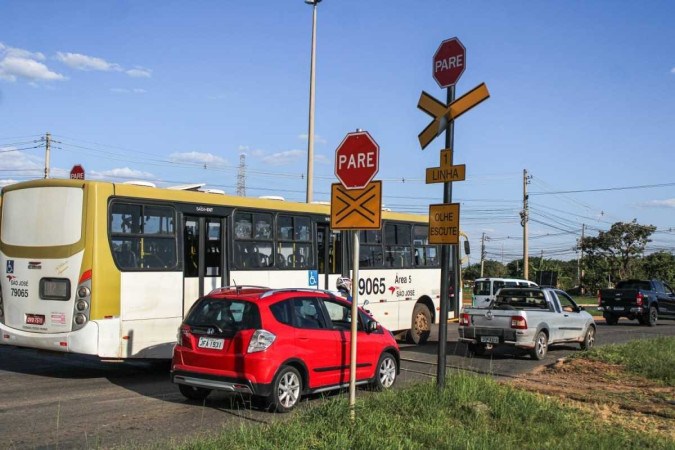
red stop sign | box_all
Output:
[70,164,85,180]
[334,131,379,190]
[433,37,466,88]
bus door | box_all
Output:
[182,216,227,316]
[317,223,343,291]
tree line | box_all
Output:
[463,220,674,295]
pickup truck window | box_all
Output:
[615,280,652,291]
[556,291,577,313]
[494,289,549,310]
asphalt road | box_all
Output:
[0,319,672,449]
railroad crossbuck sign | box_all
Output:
[429,203,460,244]
[331,181,382,230]
[426,149,465,184]
[417,83,490,150]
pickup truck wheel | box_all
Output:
[530,331,548,360]
[603,313,618,326]
[467,343,487,357]
[405,304,431,345]
[580,326,595,351]
[647,306,658,327]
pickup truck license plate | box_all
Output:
[614,306,625,311]
[198,337,224,350]
[480,336,499,344]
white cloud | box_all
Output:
[110,87,147,94]
[639,199,675,208]
[0,53,65,82]
[0,43,45,61]
[671,67,675,74]
[0,147,45,185]
[0,178,20,187]
[262,149,305,166]
[56,52,122,72]
[126,67,152,78]
[298,133,327,145]
[314,154,330,165]
[91,167,155,180]
[169,151,227,166]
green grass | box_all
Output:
[171,374,671,450]
[572,336,675,386]
[151,337,675,450]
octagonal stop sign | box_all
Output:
[433,37,466,88]
[334,131,379,190]
[70,164,85,180]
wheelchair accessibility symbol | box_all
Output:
[308,270,318,287]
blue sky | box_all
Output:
[1,0,673,263]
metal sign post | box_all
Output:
[349,230,359,420]
[331,130,381,419]
[418,37,489,389]
[437,84,456,389]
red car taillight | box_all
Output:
[459,313,471,326]
[597,291,602,306]
[511,316,527,329]
[178,325,193,349]
[636,292,644,306]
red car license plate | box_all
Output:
[26,314,45,325]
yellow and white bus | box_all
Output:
[0,179,444,359]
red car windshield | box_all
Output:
[185,298,261,334]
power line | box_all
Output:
[530,182,675,195]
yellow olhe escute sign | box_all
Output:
[428,203,460,244]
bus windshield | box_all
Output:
[1,187,83,246]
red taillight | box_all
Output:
[636,292,644,306]
[511,316,527,329]
[459,313,471,326]
[179,325,193,349]
[597,291,602,306]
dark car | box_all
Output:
[171,286,400,412]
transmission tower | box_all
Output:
[236,153,246,196]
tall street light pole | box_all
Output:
[305,0,321,203]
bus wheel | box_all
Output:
[406,303,431,345]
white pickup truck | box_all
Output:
[458,287,596,360]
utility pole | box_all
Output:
[580,223,585,294]
[480,232,488,277]
[539,249,544,285]
[43,132,51,179]
[304,0,321,203]
[236,153,246,196]
[520,169,531,279]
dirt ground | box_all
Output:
[507,358,675,441]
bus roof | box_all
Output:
[1,178,428,224]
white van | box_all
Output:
[472,277,538,308]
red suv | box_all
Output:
[171,286,400,412]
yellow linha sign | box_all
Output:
[426,149,466,184]
[429,203,460,244]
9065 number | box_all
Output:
[359,277,386,295]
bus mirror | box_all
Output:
[464,240,470,255]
